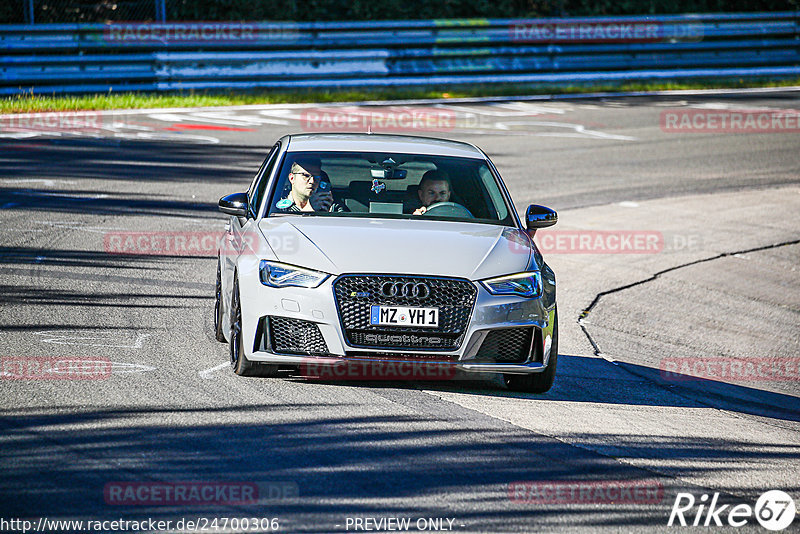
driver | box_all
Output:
[412,170,451,216]
[277,157,346,213]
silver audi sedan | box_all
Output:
[214,133,558,392]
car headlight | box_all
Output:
[259,260,329,288]
[481,271,542,298]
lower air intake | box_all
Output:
[473,327,533,363]
[269,316,329,355]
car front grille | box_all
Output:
[473,327,533,363]
[268,316,329,355]
[333,274,477,350]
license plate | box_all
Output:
[370,306,439,328]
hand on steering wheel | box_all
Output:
[418,201,474,218]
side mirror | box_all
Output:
[219,192,249,217]
[525,204,557,236]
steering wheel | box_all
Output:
[421,201,474,218]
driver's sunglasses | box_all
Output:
[292,172,323,182]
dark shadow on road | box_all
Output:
[0,285,207,308]
[285,354,800,424]
[0,404,755,532]
[0,247,217,269]
[0,247,167,270]
[0,187,219,219]
[0,138,263,184]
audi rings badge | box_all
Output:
[381,281,431,300]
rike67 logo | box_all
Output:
[668,490,796,530]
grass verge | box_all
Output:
[2,77,799,114]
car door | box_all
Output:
[223,143,281,311]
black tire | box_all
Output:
[230,276,279,378]
[214,259,227,343]
[504,309,558,393]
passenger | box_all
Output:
[413,169,452,215]
[277,157,346,213]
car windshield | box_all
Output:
[267,151,514,226]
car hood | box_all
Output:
[257,216,531,280]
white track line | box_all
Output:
[199,362,229,380]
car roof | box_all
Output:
[285,133,485,159]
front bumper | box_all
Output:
[238,272,556,375]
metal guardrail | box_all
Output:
[1,12,798,95]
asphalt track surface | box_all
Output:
[0,93,799,533]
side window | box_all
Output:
[479,165,509,220]
[248,143,280,217]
